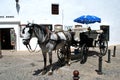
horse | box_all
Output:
[22,23,72,75]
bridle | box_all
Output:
[23,23,52,53]
[25,40,40,53]
[23,24,40,53]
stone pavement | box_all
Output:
[0,45,120,80]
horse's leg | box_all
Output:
[48,51,53,75]
[67,45,71,66]
[42,52,47,75]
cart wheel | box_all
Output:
[99,40,108,56]
[80,44,88,64]
[57,48,65,62]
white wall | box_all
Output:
[0,0,120,50]
[0,20,20,50]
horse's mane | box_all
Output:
[33,24,48,36]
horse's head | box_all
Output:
[22,23,34,45]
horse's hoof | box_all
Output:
[67,61,71,66]
[80,60,86,64]
[67,64,70,66]
[41,71,47,75]
[48,71,53,75]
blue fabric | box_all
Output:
[74,15,101,24]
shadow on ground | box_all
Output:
[32,60,66,75]
[32,50,100,75]
[71,50,100,63]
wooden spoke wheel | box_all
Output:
[80,44,88,64]
[99,40,108,56]
[57,48,66,62]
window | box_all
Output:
[51,4,59,15]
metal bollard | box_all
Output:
[112,46,116,57]
[107,49,111,63]
[97,56,103,75]
[73,70,80,80]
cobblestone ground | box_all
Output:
[0,45,120,80]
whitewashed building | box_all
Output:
[0,0,120,50]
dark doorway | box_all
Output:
[0,28,14,50]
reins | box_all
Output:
[25,41,41,53]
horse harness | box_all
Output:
[24,24,70,52]
[50,31,70,50]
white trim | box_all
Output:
[0,21,20,25]
[0,20,21,50]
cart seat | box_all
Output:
[73,27,87,41]
[74,30,81,41]
[84,30,103,39]
[96,30,103,34]
[70,31,78,46]
[80,30,103,47]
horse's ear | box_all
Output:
[22,27,25,34]
[29,23,33,26]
